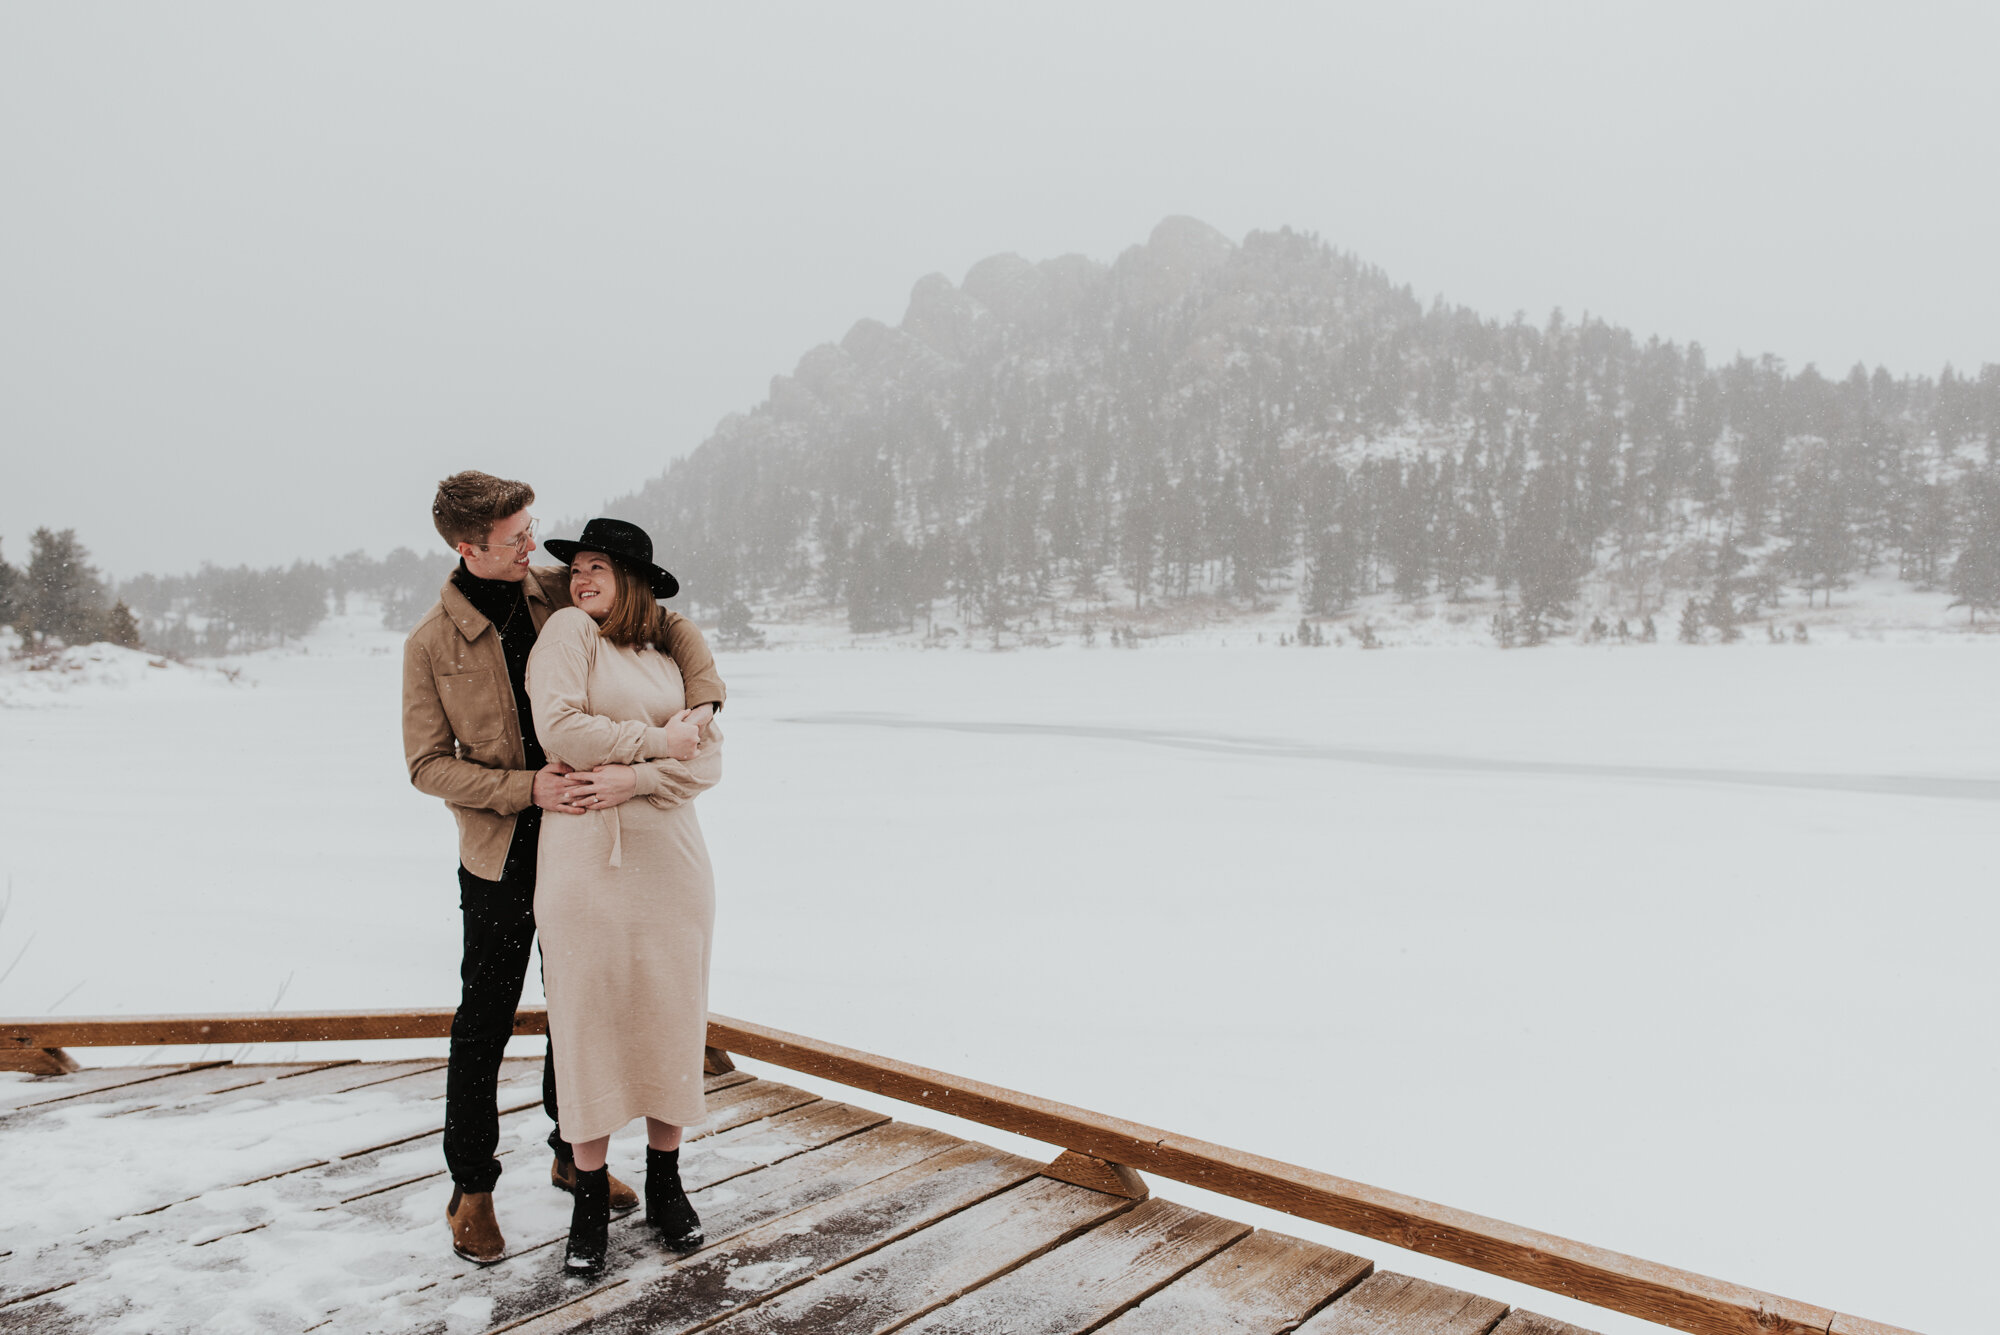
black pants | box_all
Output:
[442,808,567,1193]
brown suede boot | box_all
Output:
[446,1186,506,1265]
[552,1155,639,1213]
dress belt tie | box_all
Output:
[603,806,624,869]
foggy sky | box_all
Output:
[4,2,1996,580]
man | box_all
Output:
[403,471,726,1263]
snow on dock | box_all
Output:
[0,1059,1590,1335]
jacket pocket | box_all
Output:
[438,669,505,745]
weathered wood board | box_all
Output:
[1295,1270,1511,1335]
[0,1060,229,1115]
[1491,1310,1601,1335]
[890,1196,1253,1335]
[696,1172,1139,1335]
[1095,1228,1374,1335]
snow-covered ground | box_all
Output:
[0,609,1992,1335]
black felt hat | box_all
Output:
[543,518,680,599]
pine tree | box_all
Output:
[1785,451,1852,607]
[1677,597,1704,643]
[20,528,106,646]
[1506,466,1584,638]
[0,540,18,630]
[716,597,766,648]
[1305,525,1358,616]
[99,600,143,649]
[1705,584,1742,642]
[1949,475,2000,623]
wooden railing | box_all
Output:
[0,1008,1917,1335]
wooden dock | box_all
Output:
[0,1011,1923,1335]
[1,1056,1575,1335]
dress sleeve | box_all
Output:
[632,724,724,810]
[527,608,682,770]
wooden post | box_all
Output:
[0,1047,81,1075]
[1043,1149,1149,1199]
[702,1045,736,1076]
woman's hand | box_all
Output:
[569,764,638,811]
[655,709,703,762]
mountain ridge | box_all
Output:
[603,217,2000,644]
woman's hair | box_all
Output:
[592,556,672,651]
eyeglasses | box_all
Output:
[477,517,539,552]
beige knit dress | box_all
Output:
[526,606,722,1142]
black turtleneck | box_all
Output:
[451,562,547,772]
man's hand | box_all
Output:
[533,761,589,814]
[687,703,716,739]
[656,709,703,762]
[570,764,638,810]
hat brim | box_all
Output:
[543,539,679,600]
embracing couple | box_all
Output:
[401,470,725,1277]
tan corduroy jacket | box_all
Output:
[402,565,727,879]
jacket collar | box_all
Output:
[438,567,558,643]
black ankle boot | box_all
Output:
[646,1147,703,1250]
[562,1165,610,1277]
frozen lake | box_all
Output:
[1,614,1992,1335]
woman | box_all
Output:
[525,517,725,1277]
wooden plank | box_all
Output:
[1491,1310,1601,1335]
[701,1068,754,1096]
[325,1069,780,1171]
[1096,1229,1374,1335]
[703,1014,1911,1335]
[94,1061,343,1116]
[694,1172,1140,1335]
[0,1062,219,1113]
[0,1061,231,1116]
[525,1141,1050,1334]
[889,1196,1250,1335]
[1831,1316,1928,1335]
[684,1078,821,1141]
[323,1058,451,1094]
[0,1006,546,1048]
[420,1116,950,1335]
[682,1096,890,1192]
[1295,1271,1510,1335]
[309,1067,752,1204]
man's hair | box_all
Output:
[593,556,672,651]
[432,471,535,549]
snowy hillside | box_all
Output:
[607,217,2000,651]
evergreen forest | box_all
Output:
[607,217,2000,642]
[12,216,2000,656]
